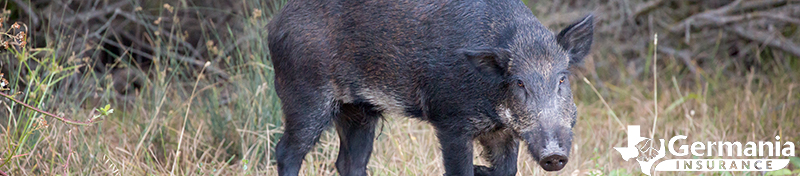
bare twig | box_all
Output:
[113,10,230,80]
[669,0,798,34]
[0,91,102,126]
[11,0,39,28]
[583,77,626,130]
[739,0,790,11]
[90,10,123,37]
[651,34,658,139]
[659,46,701,77]
[669,0,744,33]
[212,32,258,63]
[59,1,129,24]
[171,62,211,175]
[114,10,203,59]
[132,87,169,158]
[760,13,800,25]
[63,130,73,176]
[632,0,666,19]
[89,32,229,80]
[727,25,800,57]
[679,12,800,32]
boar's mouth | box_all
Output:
[495,105,573,171]
[520,129,571,171]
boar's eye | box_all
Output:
[559,76,566,84]
[517,79,525,88]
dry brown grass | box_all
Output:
[0,0,798,175]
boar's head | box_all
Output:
[461,15,593,171]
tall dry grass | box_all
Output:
[0,0,798,175]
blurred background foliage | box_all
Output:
[0,0,797,175]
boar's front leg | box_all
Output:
[435,125,475,176]
[474,129,518,176]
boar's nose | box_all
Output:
[538,138,569,171]
[539,153,567,171]
[520,118,573,171]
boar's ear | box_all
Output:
[557,14,594,66]
[459,47,512,76]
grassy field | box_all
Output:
[1,0,799,175]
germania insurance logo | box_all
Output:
[615,125,796,175]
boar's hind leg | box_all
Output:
[474,130,519,176]
[334,102,380,176]
[275,91,336,176]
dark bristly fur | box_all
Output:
[267,0,593,175]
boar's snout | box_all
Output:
[522,123,572,171]
[539,151,568,171]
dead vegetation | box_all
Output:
[0,0,797,175]
[533,0,799,79]
[2,0,255,103]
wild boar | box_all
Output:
[267,0,593,175]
